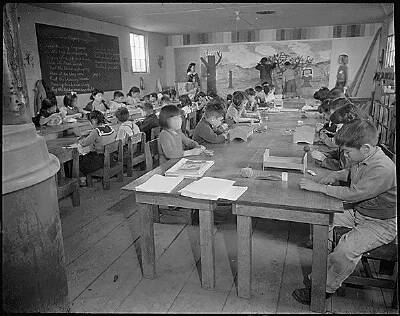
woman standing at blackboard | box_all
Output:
[83,88,109,114]
[186,63,200,87]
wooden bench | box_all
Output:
[333,226,398,309]
[126,132,146,177]
[87,140,123,190]
[49,147,80,207]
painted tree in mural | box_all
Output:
[200,50,222,95]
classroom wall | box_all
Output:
[17,3,168,116]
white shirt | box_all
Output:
[115,121,140,146]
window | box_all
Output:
[385,34,395,68]
[130,33,147,72]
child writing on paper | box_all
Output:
[109,91,126,112]
[77,110,116,185]
[244,88,258,112]
[293,119,397,305]
[193,102,228,145]
[32,98,62,127]
[59,92,83,118]
[83,89,109,114]
[126,86,141,105]
[158,104,205,164]
[225,91,257,127]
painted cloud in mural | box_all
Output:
[221,44,262,69]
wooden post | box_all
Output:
[140,203,156,279]
[228,70,233,88]
[199,209,215,289]
[2,4,69,312]
[237,214,252,298]
[310,224,329,313]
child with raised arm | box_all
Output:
[293,119,397,305]
[158,104,205,164]
[193,101,228,145]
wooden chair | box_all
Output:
[126,132,146,177]
[49,147,80,207]
[87,140,123,190]
[185,111,197,137]
[333,226,398,309]
[150,126,160,140]
[144,138,160,172]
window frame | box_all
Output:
[384,34,395,69]
[130,33,149,73]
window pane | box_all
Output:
[138,35,144,47]
[130,33,134,46]
[140,59,146,72]
[134,35,140,48]
[138,47,145,59]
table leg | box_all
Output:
[140,203,156,279]
[310,224,329,313]
[237,215,252,298]
[199,209,215,289]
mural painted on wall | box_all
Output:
[197,40,332,97]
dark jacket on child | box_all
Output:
[138,113,159,142]
[193,118,225,145]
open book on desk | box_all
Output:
[179,176,248,201]
[165,158,214,178]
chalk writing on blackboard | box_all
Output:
[36,23,122,95]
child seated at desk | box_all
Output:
[59,92,83,118]
[245,88,258,112]
[254,85,267,104]
[225,91,257,127]
[160,95,170,107]
[109,91,126,112]
[32,98,61,127]
[264,84,276,105]
[137,102,159,142]
[115,107,140,146]
[193,102,228,145]
[158,104,205,164]
[126,86,141,105]
[77,110,116,186]
[178,94,192,116]
[83,88,109,113]
[294,119,397,305]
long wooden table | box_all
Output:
[122,111,343,313]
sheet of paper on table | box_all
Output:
[179,176,247,201]
[165,158,214,178]
[293,125,316,144]
[135,174,184,193]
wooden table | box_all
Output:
[122,111,343,313]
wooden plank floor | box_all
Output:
[58,174,398,314]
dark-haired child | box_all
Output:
[115,107,140,146]
[32,98,61,127]
[78,110,116,184]
[158,105,204,164]
[179,94,192,116]
[225,91,257,126]
[109,91,126,112]
[126,86,141,105]
[193,102,228,145]
[137,102,159,142]
[293,119,397,305]
[83,89,109,113]
[160,95,170,107]
[245,88,258,112]
[59,92,82,118]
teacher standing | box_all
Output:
[255,57,277,86]
[186,62,201,87]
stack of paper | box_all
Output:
[179,177,247,201]
[135,174,184,193]
[165,158,214,178]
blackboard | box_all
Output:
[35,23,122,96]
